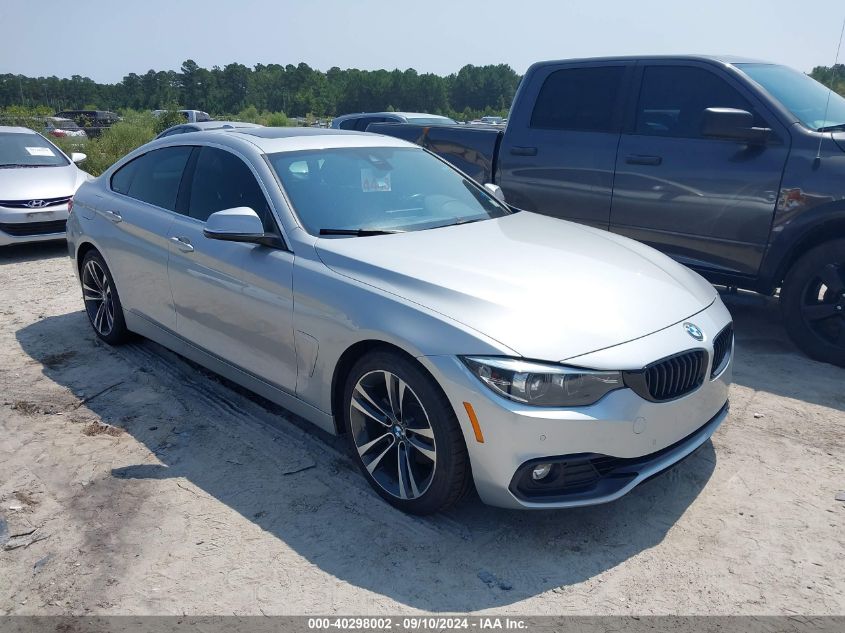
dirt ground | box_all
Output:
[0,241,842,616]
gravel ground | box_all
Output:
[0,242,843,616]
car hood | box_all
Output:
[315,212,717,361]
[0,164,87,201]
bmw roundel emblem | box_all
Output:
[683,322,704,341]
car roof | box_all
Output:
[531,54,770,68]
[189,121,263,129]
[193,127,416,153]
[0,126,37,134]
[334,111,453,121]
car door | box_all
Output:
[167,144,298,393]
[497,61,634,229]
[100,146,193,330]
[609,62,790,277]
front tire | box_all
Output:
[781,239,845,367]
[342,350,471,514]
[80,250,130,345]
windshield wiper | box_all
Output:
[0,163,50,169]
[426,217,489,230]
[318,228,405,237]
[817,123,845,132]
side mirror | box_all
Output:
[71,152,87,163]
[701,108,770,144]
[483,183,506,204]
[203,207,268,244]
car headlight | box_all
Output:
[461,356,623,407]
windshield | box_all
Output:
[406,116,457,126]
[736,63,845,130]
[49,118,80,130]
[269,147,510,235]
[0,132,68,167]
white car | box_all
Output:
[0,126,90,246]
[152,109,212,123]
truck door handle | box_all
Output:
[510,146,538,156]
[625,154,662,166]
[104,210,122,223]
[170,236,194,253]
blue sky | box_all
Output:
[1,0,844,82]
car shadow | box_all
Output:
[16,310,717,611]
[721,290,845,412]
[0,240,67,264]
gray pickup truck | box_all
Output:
[370,55,845,367]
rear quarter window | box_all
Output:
[110,146,192,211]
[530,66,625,132]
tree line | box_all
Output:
[2,61,843,121]
[0,60,522,120]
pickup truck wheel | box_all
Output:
[781,239,845,367]
[342,351,472,515]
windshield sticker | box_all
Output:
[25,147,55,157]
[361,169,391,192]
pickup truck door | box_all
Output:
[609,61,790,277]
[498,61,634,229]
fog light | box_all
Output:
[531,463,553,481]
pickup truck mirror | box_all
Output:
[483,183,507,204]
[203,207,283,248]
[701,108,771,144]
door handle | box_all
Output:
[625,154,662,166]
[170,236,194,253]
[104,210,122,223]
[510,146,538,156]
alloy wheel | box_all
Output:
[349,370,437,500]
[82,259,115,337]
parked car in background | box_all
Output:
[372,55,845,367]
[67,127,732,514]
[44,117,87,138]
[0,126,90,246]
[152,109,212,123]
[469,116,505,125]
[155,121,263,139]
[331,112,456,131]
[54,110,121,137]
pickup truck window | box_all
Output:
[635,66,755,139]
[530,66,625,132]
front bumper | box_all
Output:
[419,298,732,509]
[0,205,69,246]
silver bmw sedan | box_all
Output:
[67,127,733,514]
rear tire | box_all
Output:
[342,350,472,514]
[80,250,130,345]
[780,239,845,367]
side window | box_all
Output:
[635,66,758,138]
[354,117,379,131]
[110,158,138,195]
[110,146,192,210]
[530,66,625,132]
[338,119,356,130]
[187,147,274,231]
